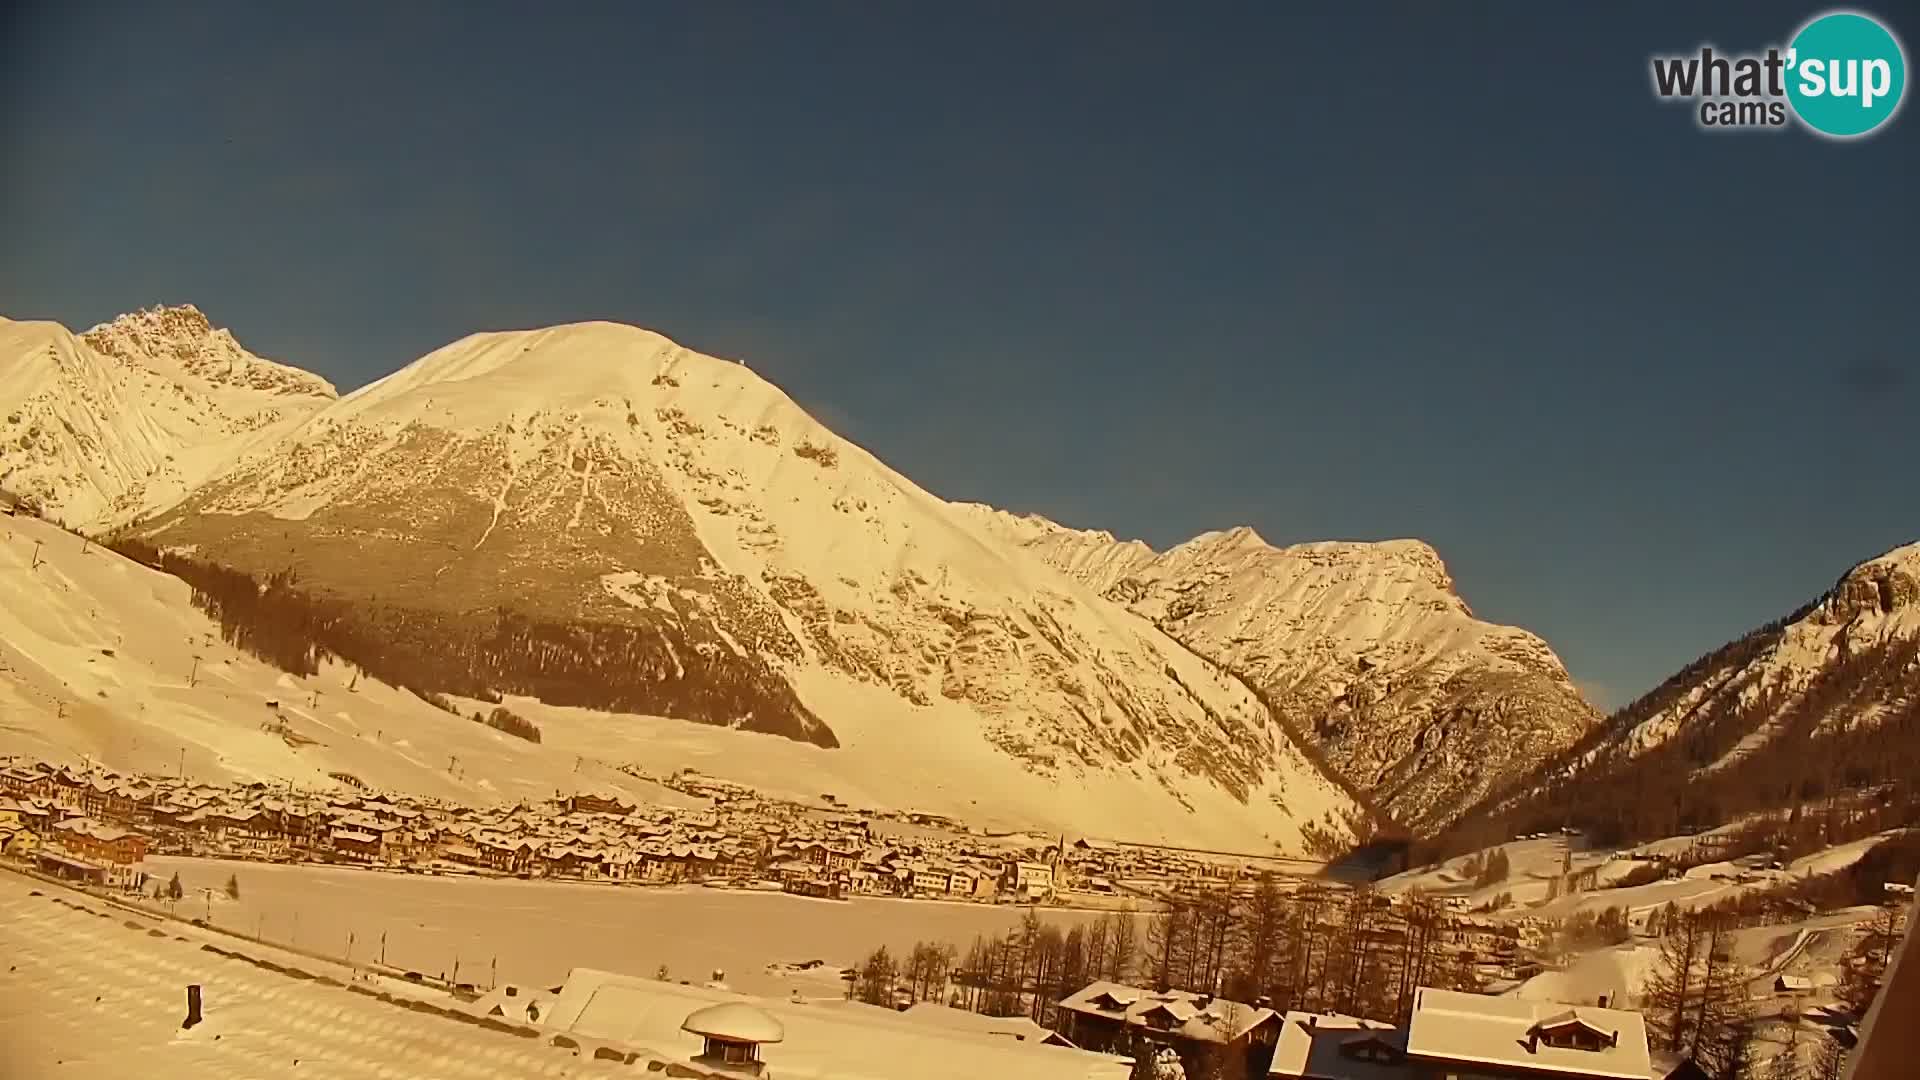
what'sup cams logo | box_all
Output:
[1650,9,1907,138]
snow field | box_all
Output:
[0,869,608,1079]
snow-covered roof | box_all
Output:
[1269,1012,1408,1079]
[897,1002,1070,1045]
[681,1002,785,1044]
[1404,988,1649,1080]
[1056,980,1275,1043]
[542,968,1129,1080]
[52,818,138,843]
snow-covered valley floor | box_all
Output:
[140,856,1107,1000]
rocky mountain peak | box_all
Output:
[971,509,1597,830]
[1820,542,1920,624]
[82,304,337,400]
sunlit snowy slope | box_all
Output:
[0,511,685,809]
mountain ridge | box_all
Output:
[958,504,1602,832]
[1435,537,1920,854]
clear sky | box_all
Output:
[2,3,1914,710]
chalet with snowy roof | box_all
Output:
[191,807,288,856]
[1402,988,1650,1080]
[909,864,956,895]
[476,835,540,874]
[329,828,381,861]
[47,768,91,810]
[795,840,862,874]
[0,765,52,798]
[0,798,42,857]
[1268,1013,1409,1079]
[567,790,635,816]
[1057,981,1280,1079]
[40,817,149,888]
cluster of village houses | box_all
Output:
[0,757,1563,994]
[0,757,1214,908]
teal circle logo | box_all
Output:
[1786,11,1907,137]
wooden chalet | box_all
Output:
[1056,981,1280,1080]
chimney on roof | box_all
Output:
[1306,1015,1316,1029]
[1597,994,1609,1008]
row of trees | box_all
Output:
[474,705,541,743]
[1463,847,1511,888]
[854,880,1488,1031]
[856,910,1140,1020]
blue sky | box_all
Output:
[2,2,1914,709]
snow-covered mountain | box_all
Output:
[1577,541,1920,770]
[1457,541,1920,848]
[0,305,335,529]
[956,510,1600,832]
[84,318,1371,852]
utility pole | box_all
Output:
[178,746,187,778]
[30,540,43,569]
[188,656,200,688]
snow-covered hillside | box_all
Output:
[1580,541,1920,770]
[87,319,1369,852]
[0,512,685,809]
[0,306,334,530]
[958,509,1599,832]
